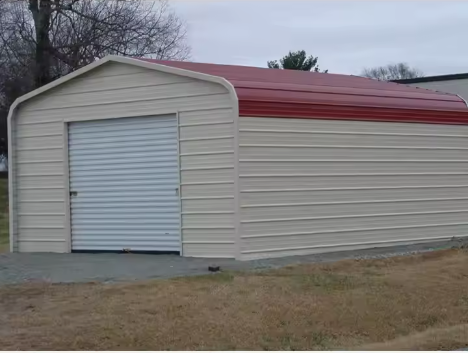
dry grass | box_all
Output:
[357,324,468,351]
[1,249,468,350]
[0,178,8,252]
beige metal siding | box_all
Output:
[179,108,236,257]
[239,117,468,260]
[13,62,235,257]
[405,78,468,101]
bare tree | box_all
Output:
[361,63,424,81]
[0,0,190,160]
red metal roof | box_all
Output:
[138,59,468,124]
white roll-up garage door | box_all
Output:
[68,115,180,252]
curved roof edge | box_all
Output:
[6,55,241,253]
[139,58,468,125]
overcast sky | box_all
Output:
[171,1,468,76]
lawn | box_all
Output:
[0,178,8,252]
[1,248,468,350]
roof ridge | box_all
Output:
[137,58,468,111]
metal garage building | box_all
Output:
[8,56,468,259]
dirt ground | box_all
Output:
[1,248,468,350]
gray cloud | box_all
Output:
[172,1,468,76]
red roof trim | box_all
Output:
[239,100,468,125]
[137,58,468,125]
[231,81,460,102]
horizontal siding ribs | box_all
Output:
[240,144,468,151]
[17,160,63,164]
[180,151,234,157]
[180,181,234,186]
[16,146,62,151]
[241,235,454,254]
[182,226,235,230]
[240,159,468,163]
[239,128,468,139]
[239,118,468,134]
[17,119,62,126]
[19,226,64,229]
[241,209,468,224]
[240,173,468,177]
[20,200,63,203]
[17,173,63,177]
[182,211,234,215]
[18,239,67,242]
[23,92,229,112]
[241,185,468,193]
[54,80,195,97]
[17,133,62,139]
[182,241,235,244]
[181,196,235,200]
[241,197,468,208]
[18,186,64,190]
[179,121,234,127]
[181,166,233,171]
[18,213,65,216]
[178,105,235,256]
[179,136,234,142]
[241,222,468,239]
[239,117,468,259]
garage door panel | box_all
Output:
[69,164,178,176]
[71,200,180,207]
[69,151,177,165]
[70,174,178,186]
[69,130,178,146]
[69,140,178,154]
[69,115,180,252]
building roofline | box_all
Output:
[6,55,240,253]
[392,73,468,84]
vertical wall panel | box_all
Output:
[179,109,235,257]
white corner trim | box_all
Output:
[7,54,240,253]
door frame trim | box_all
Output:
[63,121,72,253]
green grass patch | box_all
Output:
[181,272,236,283]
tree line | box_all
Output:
[0,2,424,164]
[266,50,423,81]
[0,0,190,162]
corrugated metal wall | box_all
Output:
[239,117,468,260]
[12,62,236,257]
[406,78,468,101]
[68,115,180,252]
[179,109,236,257]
